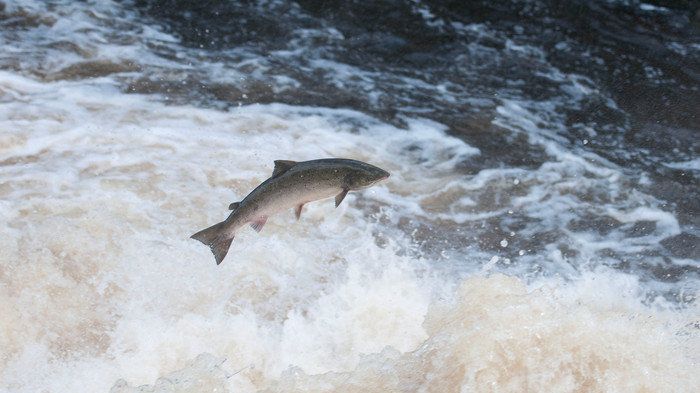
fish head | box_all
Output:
[345,162,390,190]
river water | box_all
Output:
[0,1,698,392]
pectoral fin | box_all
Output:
[250,217,268,233]
[335,188,349,208]
[295,204,304,220]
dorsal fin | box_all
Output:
[228,202,241,211]
[272,160,298,178]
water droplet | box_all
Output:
[500,239,508,247]
[513,179,520,185]
[518,250,525,256]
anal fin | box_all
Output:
[250,216,268,233]
[295,204,304,220]
[228,202,241,211]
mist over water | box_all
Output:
[1,1,698,392]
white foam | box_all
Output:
[0,57,697,393]
[664,158,700,171]
[640,3,671,12]
[109,273,700,392]
[0,0,185,80]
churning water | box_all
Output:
[1,1,698,392]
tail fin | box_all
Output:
[190,221,234,265]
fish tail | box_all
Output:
[190,221,234,265]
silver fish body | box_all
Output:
[191,158,390,265]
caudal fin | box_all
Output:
[190,221,234,265]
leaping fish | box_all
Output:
[190,158,390,265]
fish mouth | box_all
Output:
[372,172,390,186]
[360,172,390,189]
[372,173,390,185]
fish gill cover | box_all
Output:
[0,0,698,392]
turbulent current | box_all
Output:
[0,1,698,392]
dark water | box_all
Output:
[135,1,700,164]
[135,0,700,273]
